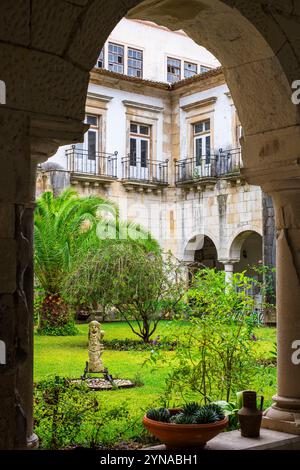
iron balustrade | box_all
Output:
[218,147,242,176]
[66,145,118,178]
[175,148,242,184]
[122,156,169,185]
[175,155,218,184]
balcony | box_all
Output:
[175,148,242,187]
[66,146,118,185]
[175,155,218,187]
[218,147,242,180]
[121,156,169,191]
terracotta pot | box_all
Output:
[143,408,228,449]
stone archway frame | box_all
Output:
[182,231,220,262]
[228,228,263,264]
[2,0,300,449]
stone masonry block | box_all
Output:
[0,204,15,239]
[0,240,16,293]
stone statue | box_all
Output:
[88,320,105,373]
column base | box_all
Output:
[262,396,300,435]
[26,433,39,449]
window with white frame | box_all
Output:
[129,123,150,168]
[128,48,143,78]
[108,42,124,74]
[193,120,211,166]
[184,61,198,79]
[96,47,104,68]
[167,57,181,83]
[200,65,212,74]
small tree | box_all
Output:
[152,269,266,405]
[64,241,186,343]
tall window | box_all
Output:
[108,42,124,74]
[128,48,143,78]
[85,115,98,160]
[167,57,181,83]
[200,65,212,74]
[194,120,211,166]
[97,47,104,68]
[184,61,198,79]
[130,123,150,168]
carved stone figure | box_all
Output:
[88,320,105,373]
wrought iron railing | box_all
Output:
[218,147,242,176]
[175,155,218,184]
[175,148,242,184]
[66,145,118,178]
[122,156,169,185]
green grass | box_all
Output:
[34,321,277,447]
[34,320,277,399]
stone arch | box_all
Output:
[229,229,263,262]
[183,231,219,262]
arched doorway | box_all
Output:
[2,0,300,448]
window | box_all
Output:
[128,48,143,78]
[200,65,212,74]
[194,120,211,166]
[184,62,198,79]
[96,47,104,68]
[108,42,124,74]
[130,123,150,168]
[167,57,181,83]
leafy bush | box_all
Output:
[148,269,268,405]
[34,377,145,449]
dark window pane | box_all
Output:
[139,125,149,135]
[141,139,148,167]
[130,123,138,134]
[195,138,202,166]
[194,123,203,134]
[204,120,210,131]
[88,131,96,160]
[86,115,98,126]
[205,135,211,163]
[130,138,137,166]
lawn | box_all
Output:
[34,321,277,448]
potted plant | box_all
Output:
[143,402,228,449]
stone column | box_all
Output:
[263,185,300,433]
[223,262,234,283]
[0,108,38,449]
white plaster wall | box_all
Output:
[103,18,220,82]
[179,83,234,157]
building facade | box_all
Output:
[38,19,270,285]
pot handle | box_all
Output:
[258,395,264,411]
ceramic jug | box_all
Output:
[238,390,264,438]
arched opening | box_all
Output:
[194,236,223,271]
[2,0,300,450]
[230,231,263,278]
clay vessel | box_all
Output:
[238,390,264,438]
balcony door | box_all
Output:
[129,123,150,181]
[75,115,98,174]
[194,120,211,178]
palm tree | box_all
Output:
[34,188,159,333]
